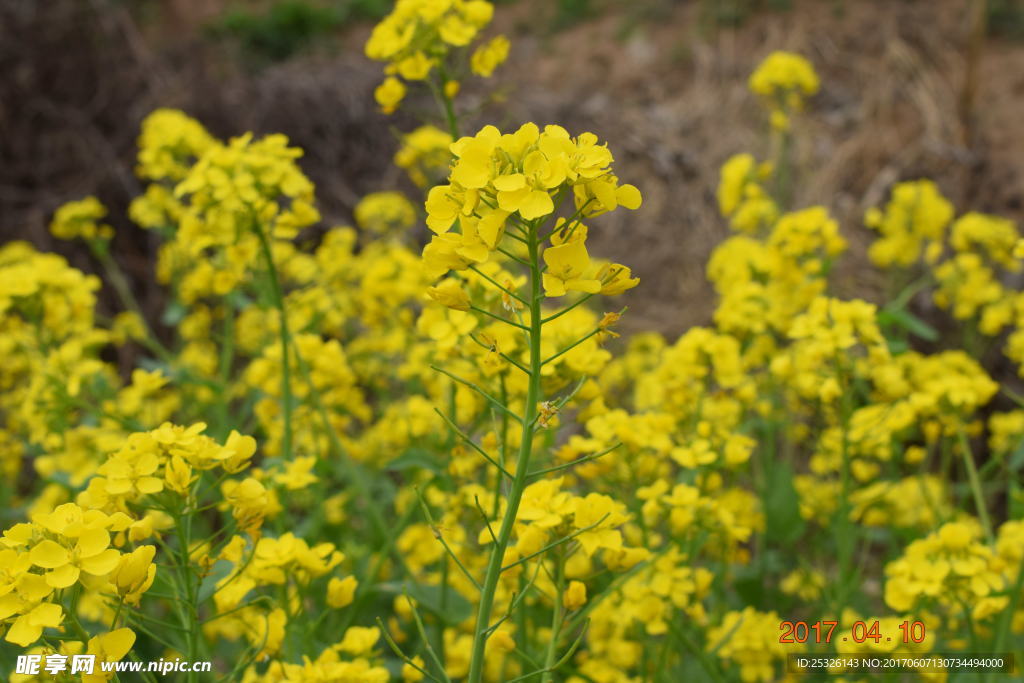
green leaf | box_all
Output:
[376,581,473,625]
[198,559,238,605]
[764,462,805,545]
[386,448,443,474]
[878,308,939,342]
[161,301,188,326]
[733,564,765,607]
[1011,480,1024,520]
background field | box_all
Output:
[5,0,1024,335]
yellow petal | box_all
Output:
[616,184,642,209]
[518,190,554,220]
[81,549,121,576]
[90,627,136,661]
[16,574,52,602]
[543,241,590,279]
[5,614,42,646]
[567,278,602,294]
[492,173,526,192]
[542,273,567,298]
[477,211,509,249]
[450,140,493,189]
[454,238,489,264]
[137,477,164,494]
[496,186,530,212]
[29,540,69,569]
[0,594,20,620]
[590,179,617,211]
[77,527,110,558]
[46,563,81,589]
[28,601,63,628]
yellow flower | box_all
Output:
[707,607,787,682]
[424,186,463,235]
[427,279,472,311]
[327,575,358,608]
[542,241,601,297]
[748,51,820,99]
[470,35,510,77]
[866,180,953,268]
[563,580,587,610]
[28,506,122,589]
[223,478,269,536]
[420,122,641,280]
[374,77,406,115]
[395,125,453,187]
[136,109,215,181]
[110,545,157,605]
[273,456,318,490]
[597,263,639,295]
[487,627,515,654]
[50,196,114,241]
[220,430,258,474]
[338,625,380,655]
[395,52,434,80]
[572,493,628,556]
[4,602,63,647]
[164,455,194,494]
[402,655,427,682]
[355,192,417,235]
[884,520,1004,616]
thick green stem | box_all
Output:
[466,224,543,683]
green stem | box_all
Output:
[990,559,1024,683]
[253,221,293,460]
[466,222,544,683]
[174,501,201,683]
[957,425,995,544]
[834,363,856,614]
[667,619,726,683]
[89,240,177,367]
[541,327,600,366]
[541,293,594,325]
[215,299,236,439]
[437,68,460,139]
[540,553,566,683]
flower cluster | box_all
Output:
[747,50,820,130]
[49,197,114,242]
[365,0,506,113]
[884,521,1009,621]
[422,123,641,294]
[3,20,1024,683]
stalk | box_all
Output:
[466,222,543,683]
[540,551,565,683]
[957,426,994,544]
[834,362,856,613]
[175,495,201,683]
[253,221,294,460]
[88,239,177,368]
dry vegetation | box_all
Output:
[4,0,1024,333]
